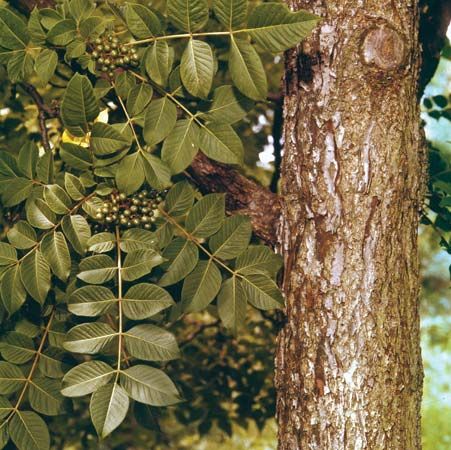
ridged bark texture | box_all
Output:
[275,1,425,449]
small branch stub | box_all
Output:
[361,25,405,71]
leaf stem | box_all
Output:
[158,208,241,278]
[115,226,124,380]
[124,31,233,46]
[1,309,56,425]
[112,81,145,154]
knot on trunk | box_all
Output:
[361,25,405,71]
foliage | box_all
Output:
[0,0,319,448]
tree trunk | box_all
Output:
[275,1,425,449]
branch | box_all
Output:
[8,0,55,15]
[188,153,281,246]
[179,319,221,348]
[20,83,59,153]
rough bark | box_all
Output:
[275,1,425,449]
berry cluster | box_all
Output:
[90,33,139,79]
[94,189,168,229]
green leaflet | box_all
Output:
[61,74,99,137]
[209,215,252,259]
[159,237,199,286]
[7,221,37,249]
[121,249,164,281]
[60,143,93,170]
[77,255,117,284]
[0,361,25,395]
[180,39,214,98]
[235,245,283,276]
[64,173,85,200]
[87,232,116,253]
[64,322,117,354]
[0,242,17,265]
[62,214,91,255]
[161,119,199,174]
[142,153,172,191]
[144,41,174,86]
[1,178,34,206]
[185,193,225,238]
[120,228,157,253]
[9,411,50,450]
[20,250,51,305]
[241,273,284,310]
[17,141,38,179]
[90,122,131,155]
[0,265,26,315]
[0,332,35,364]
[120,365,181,406]
[115,152,145,195]
[123,283,174,320]
[213,0,247,30]
[164,181,195,217]
[200,85,253,125]
[46,19,77,45]
[28,376,66,416]
[26,198,55,230]
[41,232,71,281]
[68,285,116,317]
[167,0,209,32]
[35,49,57,87]
[44,184,71,214]
[198,123,244,165]
[0,7,29,49]
[247,4,320,54]
[143,97,177,146]
[229,36,267,101]
[127,84,153,117]
[182,259,222,312]
[125,3,162,39]
[90,383,129,438]
[124,324,180,361]
[217,276,247,335]
[61,361,115,397]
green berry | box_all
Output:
[95,213,104,220]
[156,196,163,202]
[132,218,140,226]
[120,218,128,225]
[130,205,138,213]
[101,207,109,214]
[144,223,152,229]
[124,209,131,216]
[119,193,127,200]
[95,38,102,45]
[96,45,103,52]
[141,215,149,223]
[123,56,130,64]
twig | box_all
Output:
[19,83,59,153]
[179,319,221,348]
